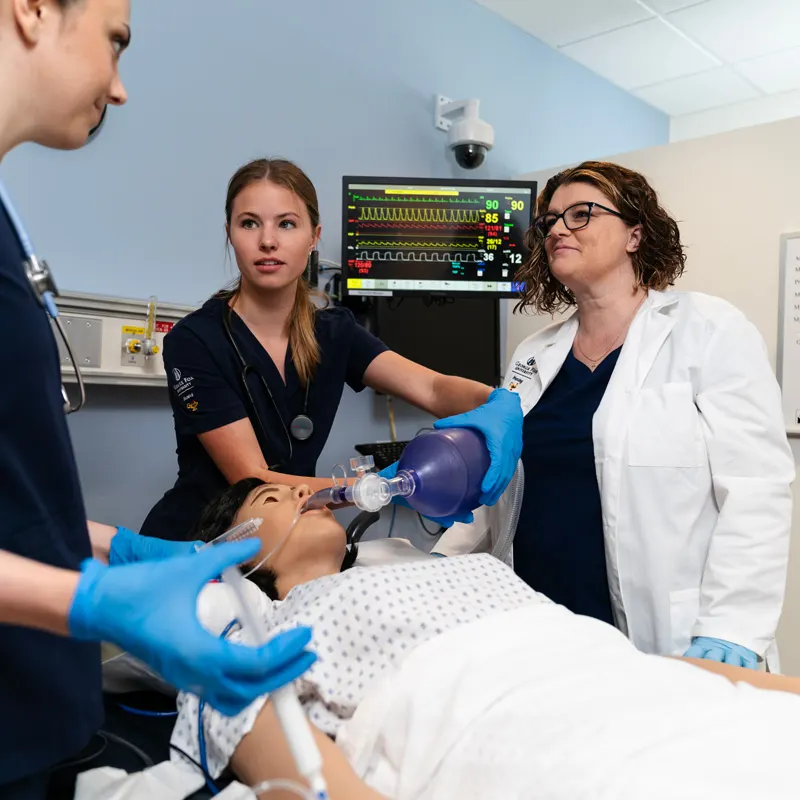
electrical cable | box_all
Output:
[169,744,207,775]
[196,618,240,795]
[388,504,397,539]
[418,514,444,537]
[100,730,155,769]
[118,703,178,718]
[47,733,108,773]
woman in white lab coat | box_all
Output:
[443,161,794,670]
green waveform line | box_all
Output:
[358,207,481,224]
[357,241,480,248]
[353,194,481,204]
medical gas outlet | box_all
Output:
[121,295,161,366]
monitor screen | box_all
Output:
[341,176,537,298]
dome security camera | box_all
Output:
[435,96,495,170]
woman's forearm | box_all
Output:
[233,699,387,800]
[0,550,79,636]
[681,657,800,694]
[429,373,492,419]
[87,520,117,563]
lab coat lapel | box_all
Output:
[593,290,679,462]
[513,315,578,414]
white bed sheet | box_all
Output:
[338,603,800,800]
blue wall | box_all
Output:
[3,0,667,542]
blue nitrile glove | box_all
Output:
[378,460,474,530]
[683,637,758,670]
[69,538,316,715]
[109,526,203,566]
[433,388,524,507]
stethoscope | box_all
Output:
[0,181,85,414]
[221,302,313,471]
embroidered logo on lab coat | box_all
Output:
[508,356,537,392]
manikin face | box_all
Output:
[542,182,641,295]
[227,180,321,295]
[233,483,345,573]
[10,0,131,149]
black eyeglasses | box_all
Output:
[532,201,625,239]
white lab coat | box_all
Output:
[439,290,795,667]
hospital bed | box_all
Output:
[94,487,520,796]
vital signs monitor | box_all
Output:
[341,176,537,298]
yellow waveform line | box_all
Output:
[358,207,481,224]
[357,241,480,248]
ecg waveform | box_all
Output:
[358,207,481,224]
[356,241,480,248]
[355,222,482,231]
[353,194,481,205]
[357,251,481,263]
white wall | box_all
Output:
[513,116,800,673]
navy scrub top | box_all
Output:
[0,204,102,784]
[140,297,388,541]
[513,348,621,624]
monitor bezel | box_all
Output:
[341,175,537,299]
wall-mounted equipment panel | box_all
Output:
[56,291,196,387]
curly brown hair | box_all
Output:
[515,161,686,315]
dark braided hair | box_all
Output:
[191,478,358,600]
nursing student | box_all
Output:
[0,2,315,796]
[444,161,794,671]
[140,157,523,541]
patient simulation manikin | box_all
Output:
[170,480,546,778]
[171,480,800,800]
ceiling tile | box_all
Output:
[736,46,800,95]
[560,17,719,90]
[647,0,710,12]
[633,67,760,115]
[474,0,652,48]
[669,0,800,62]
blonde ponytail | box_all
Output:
[289,278,322,387]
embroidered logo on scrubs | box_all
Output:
[172,373,195,398]
[186,400,199,412]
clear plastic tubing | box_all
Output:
[208,521,330,800]
[304,427,491,519]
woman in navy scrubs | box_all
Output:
[141,158,523,541]
[0,3,314,796]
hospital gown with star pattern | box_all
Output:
[170,553,546,777]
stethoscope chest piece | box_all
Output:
[290,413,314,441]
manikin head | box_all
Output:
[194,478,357,600]
[0,0,130,154]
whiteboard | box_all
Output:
[778,233,800,435]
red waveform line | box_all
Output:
[354,222,483,231]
